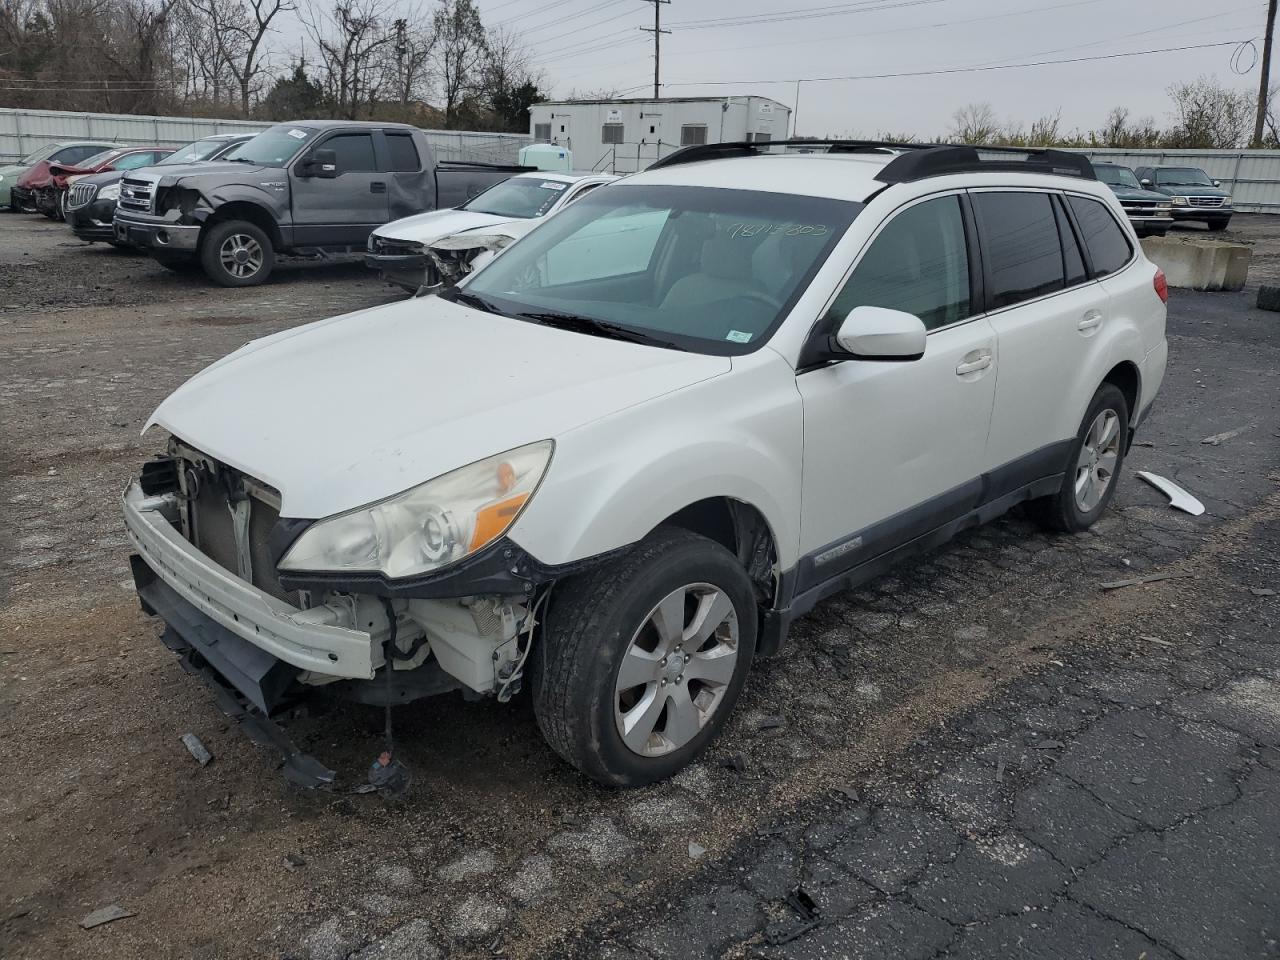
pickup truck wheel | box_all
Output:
[201,219,274,287]
[1029,383,1129,533]
[531,527,756,787]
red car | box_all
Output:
[19,145,173,219]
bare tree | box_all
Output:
[389,8,434,107]
[301,0,395,119]
[948,102,1000,144]
[189,0,294,114]
[483,25,541,131]
[433,0,485,126]
[1166,75,1254,148]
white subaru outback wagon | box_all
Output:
[123,141,1168,787]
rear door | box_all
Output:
[974,189,1109,480]
[289,130,388,247]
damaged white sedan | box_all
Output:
[125,140,1166,789]
[364,170,617,292]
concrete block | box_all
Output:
[1139,236,1251,291]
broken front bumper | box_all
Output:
[123,482,376,681]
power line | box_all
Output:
[661,39,1248,87]
[668,0,951,30]
[639,0,671,99]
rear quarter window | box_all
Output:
[1068,195,1133,277]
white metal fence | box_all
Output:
[0,108,531,165]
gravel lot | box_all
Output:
[2,213,1278,960]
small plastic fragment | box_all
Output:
[283,853,307,870]
[180,733,213,766]
[369,751,412,797]
[1136,471,1206,516]
[1250,587,1276,597]
[80,905,135,930]
[688,841,707,859]
[756,716,785,731]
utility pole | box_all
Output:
[1253,0,1278,147]
[640,0,671,100]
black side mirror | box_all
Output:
[302,148,338,178]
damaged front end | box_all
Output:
[124,440,547,786]
[423,233,516,290]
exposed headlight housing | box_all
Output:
[367,232,381,252]
[1171,196,1189,206]
[98,182,120,201]
[1222,195,1233,205]
[279,441,554,578]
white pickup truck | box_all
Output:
[124,140,1166,788]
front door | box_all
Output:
[796,193,997,591]
[289,130,388,247]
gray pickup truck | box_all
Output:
[112,119,527,286]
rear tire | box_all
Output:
[1029,383,1129,533]
[531,527,757,787]
[200,219,275,287]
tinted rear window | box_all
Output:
[1068,195,1132,277]
[386,133,420,172]
[973,192,1064,309]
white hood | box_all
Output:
[375,208,518,245]
[147,298,729,518]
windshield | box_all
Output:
[1156,167,1214,187]
[19,143,61,165]
[458,184,860,354]
[76,150,120,169]
[159,138,234,165]
[1096,165,1140,189]
[462,178,574,218]
[223,126,316,167]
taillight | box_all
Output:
[1153,268,1168,304]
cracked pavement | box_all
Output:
[1,215,1278,960]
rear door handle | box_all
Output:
[371,181,386,194]
[1078,310,1103,332]
[956,351,993,376]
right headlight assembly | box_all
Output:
[279,440,554,579]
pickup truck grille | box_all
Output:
[1119,199,1172,218]
[119,178,154,213]
[68,181,98,208]
[181,455,295,603]
[1187,196,1225,208]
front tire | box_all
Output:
[531,527,757,787]
[1030,383,1129,533]
[1206,216,1232,231]
[200,219,275,287]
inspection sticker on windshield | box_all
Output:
[287,128,308,139]
[540,181,567,190]
[726,330,753,344]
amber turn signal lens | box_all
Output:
[469,493,530,551]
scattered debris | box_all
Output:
[720,753,749,774]
[1032,740,1064,750]
[1133,440,1156,448]
[1131,776,1148,785]
[833,783,859,802]
[687,842,707,859]
[995,759,1006,783]
[1140,635,1176,648]
[80,905,135,930]
[1200,425,1250,445]
[785,887,819,923]
[369,750,411,797]
[756,825,788,837]
[1136,471,1206,516]
[283,853,307,870]
[1101,572,1194,591]
[1250,587,1276,597]
[756,716,786,732]
[179,733,213,767]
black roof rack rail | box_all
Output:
[645,138,1096,183]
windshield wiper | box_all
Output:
[446,289,501,314]
[516,310,682,349]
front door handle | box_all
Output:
[1078,310,1103,332]
[956,351,993,376]
[370,181,386,194]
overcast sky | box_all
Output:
[471,0,1269,138]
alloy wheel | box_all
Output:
[613,582,739,757]
[219,233,265,280]
[1074,408,1120,513]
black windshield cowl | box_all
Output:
[517,311,683,350]
[443,289,501,314]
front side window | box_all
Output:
[324,133,377,173]
[1068,195,1132,277]
[973,191,1065,309]
[601,123,624,144]
[824,194,970,332]
[681,124,708,146]
[226,125,316,168]
[1155,167,1213,187]
[458,184,859,354]
[462,178,572,219]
